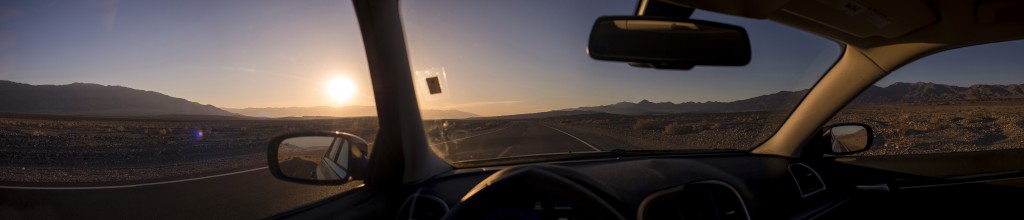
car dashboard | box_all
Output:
[396,153,850,220]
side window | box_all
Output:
[0,0,376,218]
[829,40,1024,155]
[335,140,351,169]
[327,138,342,161]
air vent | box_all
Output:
[639,180,750,220]
[789,163,826,197]
[397,191,449,220]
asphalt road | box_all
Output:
[443,122,601,161]
[0,168,360,220]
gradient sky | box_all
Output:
[1,0,1022,116]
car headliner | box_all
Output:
[652,0,1024,157]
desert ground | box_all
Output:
[0,115,377,184]
[830,103,1024,155]
[4,102,1023,184]
[427,103,1024,158]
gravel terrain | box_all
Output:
[535,111,787,151]
[0,115,377,184]
[831,103,1024,155]
[535,103,1024,155]
[6,102,1023,184]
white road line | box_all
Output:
[539,124,601,152]
[0,167,268,190]
[494,124,527,158]
[438,123,517,144]
[497,145,516,158]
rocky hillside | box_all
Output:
[0,80,236,116]
[853,82,1024,104]
[567,82,1024,116]
[568,91,806,115]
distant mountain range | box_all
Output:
[489,82,1024,119]
[225,106,479,119]
[851,82,1024,104]
[5,80,1022,119]
[0,80,236,116]
[0,80,479,119]
[567,90,806,115]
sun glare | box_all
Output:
[326,76,357,105]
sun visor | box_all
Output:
[977,0,1024,23]
[777,0,937,39]
[658,0,790,19]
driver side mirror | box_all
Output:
[823,123,874,155]
[267,132,371,185]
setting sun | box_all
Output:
[326,76,357,104]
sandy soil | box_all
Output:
[0,116,377,184]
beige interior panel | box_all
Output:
[977,0,1024,23]
[753,46,889,157]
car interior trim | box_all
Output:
[789,163,827,198]
[636,179,751,220]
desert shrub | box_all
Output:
[895,112,912,139]
[927,117,944,130]
[687,120,719,131]
[633,119,660,130]
[663,122,695,135]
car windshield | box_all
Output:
[1,0,374,218]
[401,0,841,163]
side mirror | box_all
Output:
[267,132,371,185]
[823,123,873,155]
[587,16,751,70]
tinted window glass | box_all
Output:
[829,40,1024,155]
[401,0,840,163]
[335,140,350,169]
[0,0,375,218]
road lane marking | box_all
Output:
[539,124,601,152]
[496,127,531,158]
[496,123,601,158]
[437,123,518,144]
[496,138,519,158]
[0,167,268,190]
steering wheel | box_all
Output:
[443,164,627,220]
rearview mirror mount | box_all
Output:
[267,132,371,185]
[587,16,751,70]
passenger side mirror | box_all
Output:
[823,123,873,155]
[587,16,751,70]
[267,132,371,185]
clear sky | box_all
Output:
[1,0,1022,116]
[0,0,375,109]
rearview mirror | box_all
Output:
[267,132,370,185]
[588,16,751,69]
[824,123,873,155]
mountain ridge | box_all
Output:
[546,82,1024,119]
[5,80,1020,119]
[0,80,480,119]
[225,106,480,119]
[0,80,237,117]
